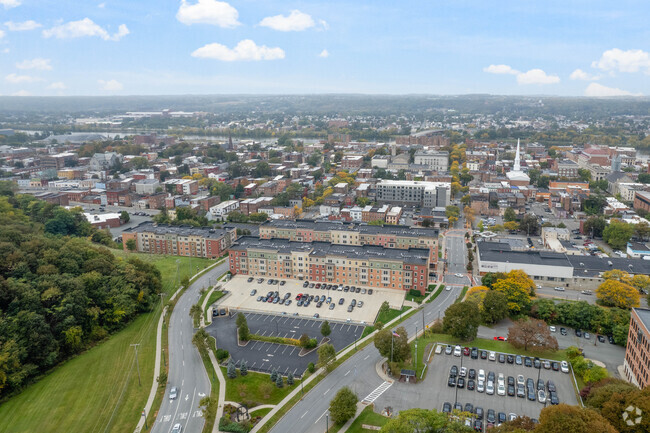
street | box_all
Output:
[151,261,228,433]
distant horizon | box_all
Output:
[1,1,649,97]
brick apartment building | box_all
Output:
[341,155,364,170]
[624,308,650,389]
[240,197,273,215]
[633,191,650,214]
[228,237,431,294]
[122,222,236,259]
[258,219,439,270]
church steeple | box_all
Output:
[513,138,521,172]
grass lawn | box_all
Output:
[426,285,444,303]
[347,405,389,433]
[375,306,412,325]
[222,368,297,407]
[204,290,226,319]
[408,332,570,379]
[454,286,469,304]
[405,293,425,303]
[0,253,212,433]
[249,407,273,418]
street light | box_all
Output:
[326,412,329,433]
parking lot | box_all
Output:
[205,311,364,377]
[217,275,405,324]
[374,345,578,430]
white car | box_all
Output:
[171,423,182,433]
[554,286,565,291]
[477,380,485,393]
[538,389,547,403]
[478,369,486,382]
[460,367,467,377]
[561,361,570,373]
[488,351,496,361]
[517,375,525,386]
[445,286,451,291]
[453,345,462,357]
[455,273,463,277]
[486,381,495,395]
[549,326,556,332]
[497,382,506,396]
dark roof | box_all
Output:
[567,254,650,277]
[231,236,429,265]
[634,309,650,333]
[123,222,234,239]
[477,241,572,268]
[262,219,439,238]
[627,242,650,252]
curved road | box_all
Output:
[151,262,229,433]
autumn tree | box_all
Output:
[503,221,519,231]
[508,318,558,352]
[602,269,632,283]
[493,278,533,315]
[380,408,452,433]
[596,279,640,309]
[631,275,650,293]
[536,404,617,433]
[317,343,336,371]
[443,301,480,341]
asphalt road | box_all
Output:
[444,230,471,287]
[535,286,597,304]
[151,262,229,433]
[267,286,463,433]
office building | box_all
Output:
[624,308,650,389]
[414,150,449,172]
[375,180,451,208]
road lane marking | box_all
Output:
[315,410,328,423]
[364,355,370,360]
[324,388,331,395]
[344,370,350,376]
[300,411,308,419]
[362,381,393,404]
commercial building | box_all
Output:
[341,155,364,170]
[134,179,160,195]
[477,240,650,290]
[375,180,450,208]
[624,308,650,389]
[163,179,198,195]
[556,159,580,178]
[258,219,439,269]
[414,150,449,172]
[228,237,431,294]
[209,200,240,221]
[84,212,122,229]
[122,222,236,259]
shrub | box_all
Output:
[408,289,421,297]
[307,362,315,373]
[216,349,230,362]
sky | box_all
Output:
[1,0,650,97]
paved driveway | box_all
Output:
[206,312,364,377]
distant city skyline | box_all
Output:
[1,0,649,97]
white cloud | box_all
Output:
[16,58,52,70]
[48,81,66,90]
[570,68,599,81]
[42,18,129,41]
[0,30,4,39]
[592,48,650,74]
[98,2,105,8]
[584,82,640,97]
[98,79,123,91]
[2,48,9,53]
[192,39,285,61]
[516,69,560,85]
[5,73,40,83]
[12,90,31,96]
[259,10,315,32]
[0,0,21,9]
[319,49,329,58]
[177,0,240,28]
[5,20,41,31]
[483,64,519,75]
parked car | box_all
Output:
[560,327,567,336]
[517,384,525,398]
[445,345,453,355]
[463,347,471,356]
[477,380,485,393]
[457,377,465,388]
[449,365,458,377]
[475,406,484,420]
[488,351,496,361]
[248,277,254,283]
[467,379,475,390]
[454,345,462,357]
[480,350,488,359]
[329,303,335,310]
[547,380,556,393]
[561,361,569,373]
[471,347,478,359]
[515,355,522,365]
[507,384,515,396]
[448,376,456,387]
[469,368,476,379]
[538,390,547,403]
[442,402,451,413]
[486,381,494,395]
[554,286,565,291]
[549,391,559,405]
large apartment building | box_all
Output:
[414,150,449,172]
[122,222,236,259]
[375,180,451,208]
[624,308,650,389]
[258,219,439,270]
[228,237,431,294]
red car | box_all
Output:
[295,293,303,301]
[493,336,507,341]
[463,347,470,356]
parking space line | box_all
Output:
[289,347,296,355]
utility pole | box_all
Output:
[131,343,142,386]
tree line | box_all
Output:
[0,189,162,398]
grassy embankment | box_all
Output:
[0,252,211,433]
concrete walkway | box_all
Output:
[338,402,366,433]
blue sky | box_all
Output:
[1,0,650,96]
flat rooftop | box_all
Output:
[123,222,233,239]
[262,219,439,238]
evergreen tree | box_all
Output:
[287,372,294,386]
[276,374,284,388]
[227,359,237,379]
[270,368,278,383]
[240,360,248,376]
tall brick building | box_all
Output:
[624,308,650,389]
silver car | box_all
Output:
[169,386,178,400]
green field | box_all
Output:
[222,368,297,406]
[0,253,212,433]
[347,405,389,433]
